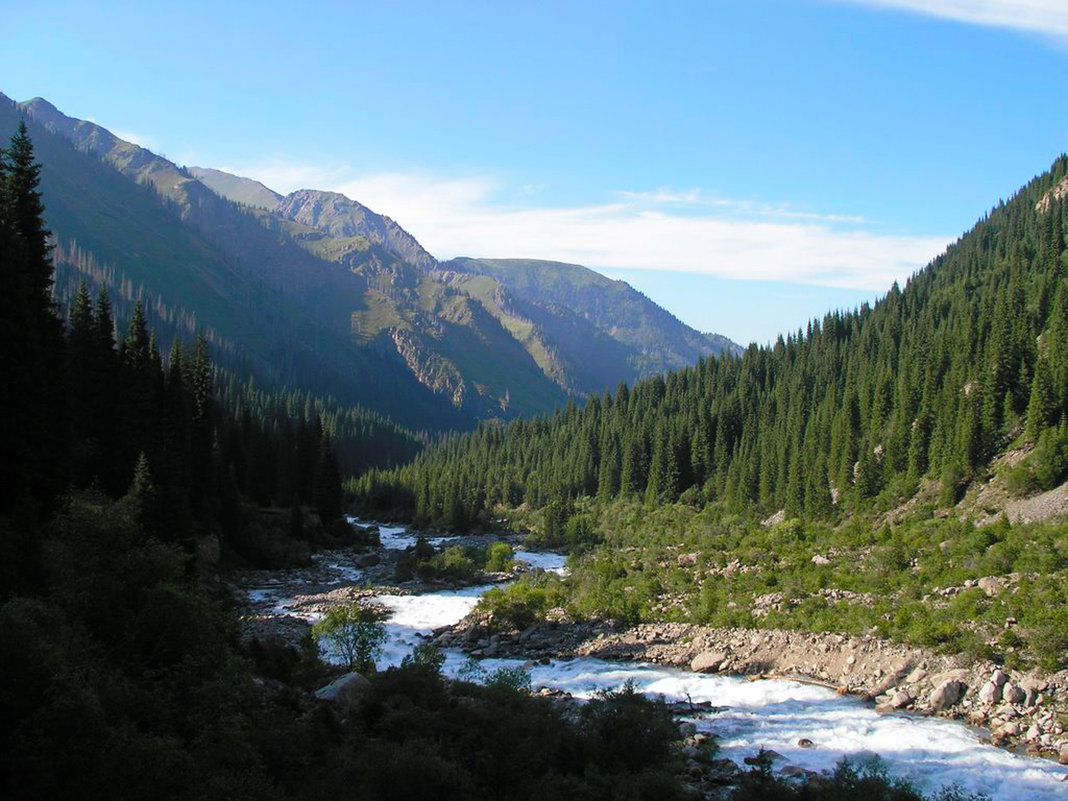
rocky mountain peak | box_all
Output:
[276,189,436,270]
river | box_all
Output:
[252,521,1068,799]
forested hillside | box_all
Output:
[356,157,1068,528]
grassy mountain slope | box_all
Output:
[187,166,282,209]
[12,94,568,422]
[2,94,469,431]
[187,163,742,399]
[276,189,437,270]
[17,92,740,420]
[447,257,740,375]
[439,269,638,394]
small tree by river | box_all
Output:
[313,603,387,673]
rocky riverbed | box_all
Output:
[436,616,1068,765]
[229,523,1068,795]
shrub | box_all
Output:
[484,541,515,573]
[313,603,388,673]
[579,681,680,773]
[485,665,532,693]
[479,574,567,630]
[401,642,445,674]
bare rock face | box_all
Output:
[929,679,966,711]
[277,189,437,270]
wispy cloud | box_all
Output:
[231,162,949,292]
[617,188,870,223]
[835,1,1068,40]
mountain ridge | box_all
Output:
[9,91,740,423]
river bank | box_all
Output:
[435,613,1068,764]
[230,522,1068,796]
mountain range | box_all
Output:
[3,92,738,429]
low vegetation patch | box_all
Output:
[482,500,1068,670]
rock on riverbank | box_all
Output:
[436,617,1068,763]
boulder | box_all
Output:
[1059,744,1068,765]
[991,669,1009,687]
[977,576,1005,597]
[706,759,741,785]
[888,689,913,709]
[356,553,381,568]
[978,681,1002,706]
[691,650,728,673]
[929,679,966,711]
[1002,682,1026,705]
[315,671,371,712]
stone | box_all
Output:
[906,667,928,684]
[691,650,728,673]
[977,576,1004,597]
[889,689,913,709]
[797,738,816,748]
[997,721,1021,737]
[991,669,1008,687]
[929,680,966,711]
[706,759,741,785]
[978,681,1002,706]
[356,553,381,568]
[1019,677,1048,693]
[315,671,371,712]
[1002,683,1026,704]
[1059,744,1068,765]
[744,749,785,766]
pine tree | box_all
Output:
[0,121,67,513]
[314,434,344,527]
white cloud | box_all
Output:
[231,161,949,291]
[835,0,1068,40]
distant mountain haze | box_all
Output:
[5,91,739,425]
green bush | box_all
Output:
[1006,425,1068,496]
[312,603,388,673]
[484,541,515,573]
[1033,425,1068,490]
[578,681,680,774]
[485,665,532,693]
[401,641,446,674]
[479,573,568,630]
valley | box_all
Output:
[3,7,1068,796]
[236,521,1067,797]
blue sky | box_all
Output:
[4,0,1067,344]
